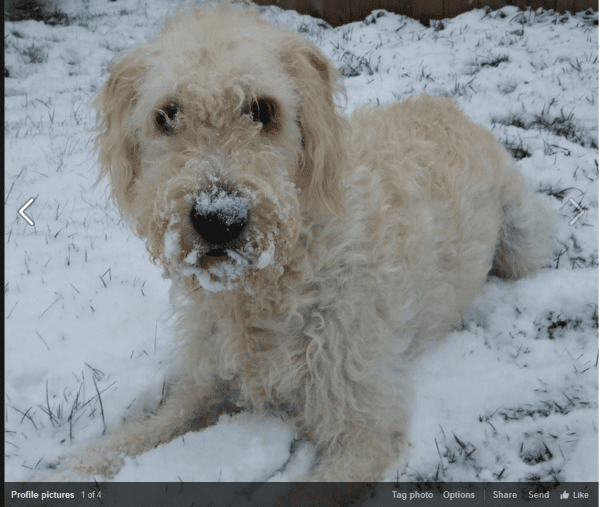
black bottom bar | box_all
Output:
[6,482,598,506]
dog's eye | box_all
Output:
[242,98,278,133]
[155,102,182,135]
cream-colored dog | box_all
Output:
[62,3,555,481]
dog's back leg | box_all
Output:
[490,159,556,280]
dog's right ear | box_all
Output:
[94,47,148,218]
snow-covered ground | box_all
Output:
[5,0,598,485]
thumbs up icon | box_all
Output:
[560,491,569,499]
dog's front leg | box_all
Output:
[298,344,410,482]
[42,375,231,480]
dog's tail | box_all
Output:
[490,161,556,280]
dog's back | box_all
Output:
[349,95,555,334]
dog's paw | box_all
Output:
[31,447,124,482]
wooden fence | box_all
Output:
[252,0,597,26]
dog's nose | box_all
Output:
[190,187,249,247]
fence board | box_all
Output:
[253,0,597,25]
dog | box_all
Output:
[59,3,555,482]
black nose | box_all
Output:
[190,187,249,247]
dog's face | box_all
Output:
[94,6,347,292]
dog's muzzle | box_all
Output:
[154,160,293,293]
[170,178,278,293]
[190,185,249,255]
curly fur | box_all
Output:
[53,3,555,482]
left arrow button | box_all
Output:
[19,197,35,226]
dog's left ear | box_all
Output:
[280,35,348,217]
